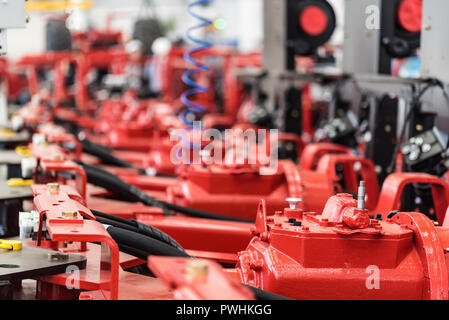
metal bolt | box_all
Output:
[415,137,424,146]
[62,211,78,219]
[185,260,208,278]
[402,145,411,155]
[422,144,432,153]
[51,154,63,161]
[286,198,302,210]
[357,181,366,210]
[46,183,60,192]
[48,252,69,261]
[409,151,419,161]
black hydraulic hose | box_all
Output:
[81,138,146,174]
[244,285,293,301]
[162,202,252,223]
[92,209,137,226]
[80,162,173,216]
[117,243,153,261]
[81,138,175,178]
[77,161,253,223]
[97,215,285,299]
[106,226,191,258]
[96,216,136,232]
[93,210,186,253]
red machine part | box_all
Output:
[31,144,87,200]
[30,184,174,300]
[75,48,128,111]
[375,172,449,224]
[15,52,75,100]
[445,207,449,227]
[316,154,379,210]
[15,101,53,126]
[37,123,82,160]
[139,214,252,263]
[166,160,334,221]
[32,184,119,300]
[300,143,352,170]
[235,197,449,300]
[398,0,423,33]
[148,257,255,300]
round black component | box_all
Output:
[45,20,72,52]
[132,18,164,55]
[287,0,336,56]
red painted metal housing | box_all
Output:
[235,197,449,300]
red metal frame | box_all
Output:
[31,143,87,200]
[316,154,379,210]
[148,257,255,300]
[235,197,449,300]
[32,184,119,300]
[376,173,449,224]
[300,143,352,170]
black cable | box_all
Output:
[387,78,447,174]
[81,138,147,174]
[96,216,137,232]
[78,161,253,223]
[107,226,191,258]
[52,116,171,177]
[93,209,186,252]
[162,202,252,222]
[92,209,136,226]
[117,243,153,261]
[95,212,288,300]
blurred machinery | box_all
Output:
[1,0,449,303]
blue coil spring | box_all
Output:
[180,0,213,128]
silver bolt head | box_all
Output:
[422,144,432,153]
[286,198,302,209]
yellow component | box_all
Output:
[15,145,32,157]
[7,178,34,187]
[26,1,93,11]
[0,128,16,137]
[0,239,22,251]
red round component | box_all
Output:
[299,6,328,36]
[398,0,423,33]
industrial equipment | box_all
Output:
[1,0,449,305]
